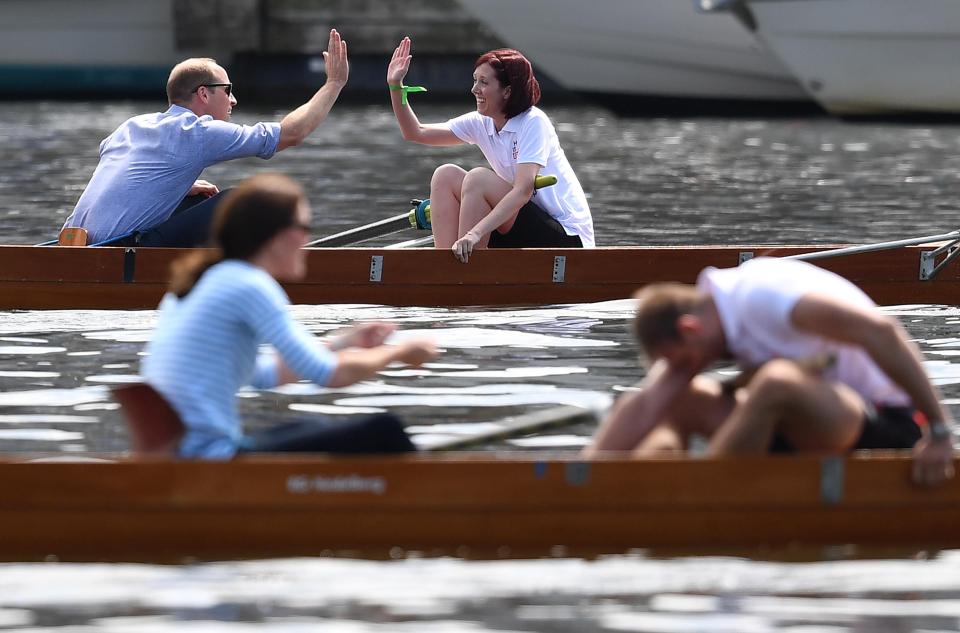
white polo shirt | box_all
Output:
[697,257,910,407]
[444,107,595,247]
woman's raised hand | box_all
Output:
[387,37,412,86]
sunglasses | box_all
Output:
[192,83,233,96]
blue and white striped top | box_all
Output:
[141,260,337,459]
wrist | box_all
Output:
[388,83,427,105]
[927,420,953,443]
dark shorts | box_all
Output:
[236,413,416,454]
[770,405,922,454]
[488,200,583,248]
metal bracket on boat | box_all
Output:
[919,239,960,281]
[564,462,590,486]
[369,255,383,282]
[819,456,844,505]
[122,248,136,283]
[552,256,566,283]
[738,251,754,265]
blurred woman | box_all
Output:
[142,173,437,458]
[387,37,594,262]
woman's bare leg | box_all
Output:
[459,167,516,247]
[429,164,467,248]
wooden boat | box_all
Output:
[1,452,958,562]
[2,241,959,310]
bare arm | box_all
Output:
[325,322,396,352]
[791,293,948,426]
[583,359,697,457]
[277,29,349,151]
[791,293,955,485]
[326,340,436,388]
[275,338,436,387]
[387,37,463,146]
[451,162,539,263]
[473,163,538,238]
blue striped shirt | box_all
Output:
[141,260,337,459]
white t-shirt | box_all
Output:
[444,107,595,247]
[697,257,910,407]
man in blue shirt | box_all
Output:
[62,29,349,247]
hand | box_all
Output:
[323,28,349,87]
[451,230,481,263]
[189,180,219,198]
[332,322,396,350]
[397,339,438,367]
[912,432,956,486]
[387,37,412,87]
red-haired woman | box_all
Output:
[387,38,595,263]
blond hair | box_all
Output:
[166,58,220,106]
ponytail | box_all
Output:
[168,248,224,298]
[164,173,305,298]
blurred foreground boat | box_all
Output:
[2,242,959,310]
[1,453,957,562]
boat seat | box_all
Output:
[112,383,185,455]
[58,227,88,246]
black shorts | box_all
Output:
[769,405,921,453]
[237,413,415,454]
[488,200,583,248]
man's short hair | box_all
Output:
[632,283,702,359]
[167,58,220,106]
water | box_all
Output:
[3,554,960,631]
[4,101,960,246]
[0,303,630,453]
[4,101,960,630]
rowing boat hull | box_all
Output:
[1,453,958,562]
[1,244,958,309]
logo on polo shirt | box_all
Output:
[512,140,518,161]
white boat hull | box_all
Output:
[457,0,809,111]
[0,0,196,95]
[741,0,960,116]
[0,0,181,67]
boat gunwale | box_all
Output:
[1,244,957,308]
